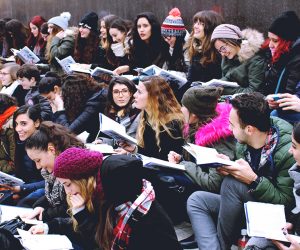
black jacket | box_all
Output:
[54,89,107,143]
[264,37,300,96]
[137,117,184,161]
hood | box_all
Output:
[195,103,233,146]
[238,28,264,62]
[100,154,143,205]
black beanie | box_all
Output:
[79,12,98,33]
[181,86,223,118]
[269,11,300,41]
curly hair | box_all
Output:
[25,121,84,153]
[5,19,29,51]
[73,30,100,64]
[186,10,223,66]
[137,76,184,149]
[62,74,103,122]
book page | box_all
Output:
[140,154,186,171]
[245,202,288,241]
[85,143,115,154]
[69,63,91,74]
[91,66,114,77]
[0,205,33,222]
[0,171,24,186]
[55,56,76,74]
[17,46,40,64]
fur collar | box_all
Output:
[238,28,264,62]
[195,103,233,146]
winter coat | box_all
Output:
[183,103,236,193]
[236,117,295,207]
[48,29,75,75]
[220,28,268,95]
[25,86,53,121]
[137,115,184,161]
[0,117,15,174]
[53,89,107,143]
[264,37,300,96]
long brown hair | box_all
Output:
[186,10,223,66]
[45,24,62,62]
[137,76,184,150]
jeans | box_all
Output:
[17,188,45,208]
[271,109,300,124]
[187,176,254,250]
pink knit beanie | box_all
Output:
[54,147,103,180]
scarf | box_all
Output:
[111,179,155,250]
[244,126,278,171]
[0,106,17,130]
[41,169,66,207]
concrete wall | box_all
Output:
[0,0,299,34]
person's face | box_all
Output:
[229,108,248,144]
[289,134,300,166]
[193,20,205,40]
[0,68,12,86]
[163,36,176,48]
[15,113,40,141]
[181,106,198,124]
[268,32,280,56]
[100,21,107,39]
[109,28,125,43]
[41,91,56,102]
[215,40,239,59]
[30,23,39,38]
[137,17,151,42]
[79,26,91,38]
[133,82,148,110]
[57,177,81,195]
[41,33,48,41]
[27,146,56,173]
[47,23,54,35]
[19,77,35,90]
[112,83,132,108]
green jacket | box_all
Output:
[0,120,15,174]
[221,52,267,95]
[236,117,295,207]
[49,32,75,75]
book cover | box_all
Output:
[99,113,137,145]
[201,79,239,88]
[55,56,76,74]
[0,171,24,186]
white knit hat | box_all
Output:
[48,12,71,31]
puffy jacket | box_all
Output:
[236,117,295,207]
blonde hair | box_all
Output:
[67,176,96,231]
[137,76,184,150]
[45,24,63,62]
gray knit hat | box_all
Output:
[211,24,242,41]
[48,12,71,31]
[181,86,223,118]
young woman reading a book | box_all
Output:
[22,121,84,222]
[52,74,107,143]
[211,24,267,95]
[46,12,75,75]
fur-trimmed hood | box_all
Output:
[238,28,265,62]
[195,103,233,146]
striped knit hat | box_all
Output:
[161,7,186,37]
[211,24,242,41]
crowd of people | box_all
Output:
[0,6,300,250]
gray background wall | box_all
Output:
[0,0,299,34]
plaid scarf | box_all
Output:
[111,179,155,250]
[244,126,278,171]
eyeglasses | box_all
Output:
[112,89,130,96]
[0,72,10,76]
[217,44,229,54]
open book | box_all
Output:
[99,113,137,145]
[0,171,24,186]
[85,143,116,154]
[11,47,40,64]
[138,64,187,89]
[17,229,73,250]
[69,63,92,74]
[244,201,300,242]
[139,154,186,171]
[183,143,236,167]
[200,79,239,88]
[55,56,76,74]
